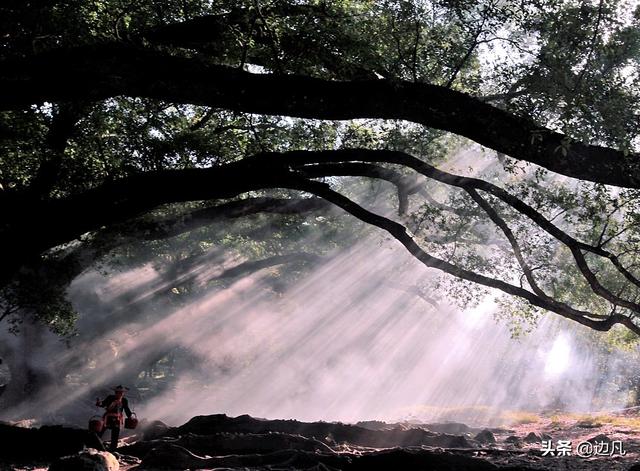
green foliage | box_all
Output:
[1,258,78,337]
[3,0,640,339]
[0,108,48,191]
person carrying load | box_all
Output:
[95,385,134,451]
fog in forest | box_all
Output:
[1,147,637,428]
[0,235,634,428]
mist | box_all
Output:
[1,233,633,428]
[1,146,636,430]
[97,239,633,426]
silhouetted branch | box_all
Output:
[267,149,640,294]
[212,252,322,280]
[3,147,640,334]
[284,176,640,335]
[2,44,640,187]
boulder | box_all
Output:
[587,433,612,444]
[505,435,522,447]
[474,429,496,445]
[48,449,119,471]
[523,432,541,444]
[0,423,103,462]
[423,433,472,448]
[141,420,171,441]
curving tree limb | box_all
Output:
[3,148,640,334]
[1,44,639,187]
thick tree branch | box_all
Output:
[266,149,640,292]
[2,44,639,187]
[0,157,405,287]
[466,189,610,320]
[295,162,417,214]
[29,102,88,197]
[283,177,640,335]
[134,197,332,241]
[54,197,331,281]
[3,147,640,334]
[0,159,309,287]
[465,188,545,296]
[212,252,322,280]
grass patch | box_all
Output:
[601,415,640,429]
[549,414,562,428]
[502,411,540,425]
[575,414,604,427]
[547,413,640,430]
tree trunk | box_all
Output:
[0,319,56,420]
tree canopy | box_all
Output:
[2,0,640,337]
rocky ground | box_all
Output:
[4,410,640,470]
